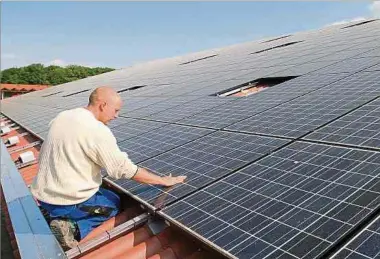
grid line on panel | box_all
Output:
[163,142,380,259]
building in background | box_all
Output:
[0,84,49,99]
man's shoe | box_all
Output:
[50,219,78,250]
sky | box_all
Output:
[1,1,380,70]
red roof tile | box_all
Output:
[0,84,49,91]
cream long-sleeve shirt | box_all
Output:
[30,108,138,205]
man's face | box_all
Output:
[99,97,122,125]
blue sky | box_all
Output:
[1,1,379,69]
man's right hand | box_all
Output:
[133,167,187,187]
[161,174,187,186]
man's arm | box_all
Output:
[85,129,186,186]
[133,167,187,187]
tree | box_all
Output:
[0,64,115,86]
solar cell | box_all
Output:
[163,142,380,259]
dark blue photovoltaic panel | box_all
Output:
[109,131,289,207]
[111,118,167,143]
[305,98,380,150]
[118,124,213,163]
[163,142,380,259]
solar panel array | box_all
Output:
[2,19,380,259]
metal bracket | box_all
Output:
[9,140,41,154]
[146,217,169,235]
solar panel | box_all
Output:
[163,142,380,259]
[122,96,200,118]
[333,215,380,259]
[108,131,289,207]
[270,61,341,77]
[107,117,133,129]
[119,96,168,115]
[226,72,380,138]
[111,118,167,143]
[146,97,233,123]
[312,57,380,75]
[117,124,214,163]
[304,98,380,150]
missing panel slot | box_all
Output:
[180,54,218,65]
[63,89,91,97]
[117,85,147,93]
[42,91,63,97]
[213,76,297,97]
[251,41,303,55]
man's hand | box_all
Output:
[161,173,187,187]
[133,167,187,186]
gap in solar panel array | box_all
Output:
[213,76,297,97]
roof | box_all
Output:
[1,18,380,259]
[0,84,49,92]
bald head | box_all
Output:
[87,87,122,125]
[89,86,121,106]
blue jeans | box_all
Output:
[39,188,120,240]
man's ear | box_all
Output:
[99,102,107,111]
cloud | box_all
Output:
[45,59,67,67]
[370,1,380,17]
[44,59,102,68]
[324,17,367,27]
[323,1,379,28]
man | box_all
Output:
[31,87,186,250]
